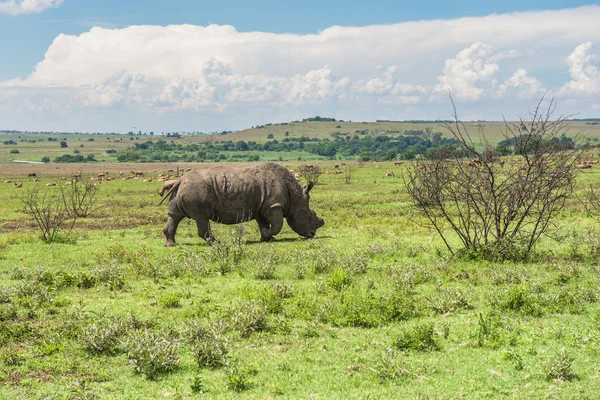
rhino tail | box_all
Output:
[158,180,182,205]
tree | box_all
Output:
[405,95,581,261]
[60,141,68,148]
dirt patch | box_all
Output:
[0,217,150,234]
[6,370,53,387]
[0,220,35,233]
[0,161,256,177]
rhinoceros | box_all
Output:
[162,163,324,246]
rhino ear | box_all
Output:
[303,182,314,196]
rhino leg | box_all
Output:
[164,214,184,247]
[259,207,283,242]
[195,218,215,243]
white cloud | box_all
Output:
[0,0,63,15]
[434,43,501,101]
[497,69,545,100]
[558,42,600,96]
[433,44,546,101]
[2,6,600,131]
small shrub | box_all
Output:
[304,244,338,274]
[9,149,19,154]
[330,288,388,328]
[93,263,125,290]
[159,293,182,308]
[393,323,440,352]
[226,362,254,392]
[490,284,543,317]
[253,261,276,280]
[124,329,180,379]
[80,319,124,355]
[341,250,370,275]
[77,272,97,289]
[426,288,472,314]
[326,268,351,291]
[187,321,229,369]
[489,267,528,285]
[372,348,415,383]
[0,287,11,304]
[18,186,77,243]
[544,349,575,381]
[228,301,267,338]
[1,348,25,366]
[388,264,432,292]
[502,350,525,370]
[190,375,207,394]
[59,178,102,218]
[472,312,504,349]
[0,304,18,322]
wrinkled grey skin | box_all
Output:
[163,163,324,246]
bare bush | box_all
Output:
[18,186,77,243]
[406,96,581,260]
[299,164,321,186]
[59,178,102,217]
[344,163,357,184]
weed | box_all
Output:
[93,263,125,290]
[1,347,25,366]
[225,361,254,392]
[326,268,351,291]
[253,260,276,280]
[489,267,528,285]
[304,243,339,274]
[206,225,247,272]
[543,349,576,381]
[555,262,582,284]
[388,264,432,292]
[80,318,124,355]
[0,304,17,322]
[329,287,386,328]
[371,348,416,383]
[341,250,370,275]
[77,272,97,289]
[124,329,180,379]
[190,375,208,394]
[393,323,440,352]
[69,379,98,400]
[159,293,182,309]
[426,287,472,314]
[228,300,268,338]
[176,248,212,277]
[502,350,525,370]
[186,320,229,369]
[490,284,543,317]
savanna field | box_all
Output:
[2,123,600,399]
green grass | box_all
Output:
[1,161,600,398]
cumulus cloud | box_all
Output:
[0,0,63,15]
[433,43,546,101]
[558,42,600,96]
[2,6,600,130]
[434,43,501,101]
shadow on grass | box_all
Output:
[171,236,331,247]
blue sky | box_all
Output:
[0,0,599,132]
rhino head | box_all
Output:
[286,182,325,238]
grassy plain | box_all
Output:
[3,119,600,164]
[2,123,600,398]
